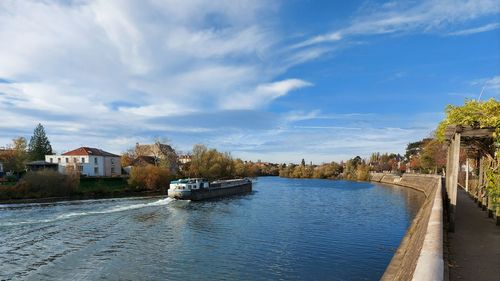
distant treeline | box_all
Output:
[278,156,370,181]
[180,144,279,180]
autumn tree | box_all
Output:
[0,137,29,173]
[187,144,235,180]
[420,139,447,174]
[128,165,172,190]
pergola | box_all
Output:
[444,125,497,231]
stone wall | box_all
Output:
[371,173,443,281]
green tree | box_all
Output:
[28,124,53,160]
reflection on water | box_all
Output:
[0,177,423,281]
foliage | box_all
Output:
[436,98,500,207]
[12,137,28,171]
[128,165,172,190]
[28,123,53,161]
[0,170,78,199]
[188,144,234,180]
[120,148,135,167]
[355,164,371,181]
[343,156,363,180]
[369,152,402,173]
[312,162,343,179]
[436,98,500,141]
[419,139,447,174]
[405,139,431,160]
[0,137,29,173]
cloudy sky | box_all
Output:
[0,0,498,163]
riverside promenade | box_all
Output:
[448,187,500,281]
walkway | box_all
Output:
[448,187,500,281]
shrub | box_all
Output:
[17,170,78,197]
[128,165,172,191]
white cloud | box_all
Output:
[221,79,313,109]
[294,0,499,48]
[447,22,500,36]
[0,0,294,147]
[470,75,500,97]
[484,76,500,90]
[0,0,496,162]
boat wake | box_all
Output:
[0,198,174,227]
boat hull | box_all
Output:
[168,182,252,201]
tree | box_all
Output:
[12,137,28,172]
[28,124,53,160]
[187,144,235,180]
[0,137,29,173]
[420,139,447,174]
[128,165,171,190]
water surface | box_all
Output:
[0,177,424,281]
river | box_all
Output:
[0,177,424,281]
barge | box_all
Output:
[168,178,252,201]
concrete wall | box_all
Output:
[372,173,443,281]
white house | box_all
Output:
[46,147,121,177]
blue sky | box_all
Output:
[0,0,498,163]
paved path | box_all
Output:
[448,188,500,281]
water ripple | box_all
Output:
[0,177,423,281]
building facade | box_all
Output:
[46,147,121,177]
[134,142,178,173]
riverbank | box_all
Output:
[0,176,168,204]
[371,173,444,281]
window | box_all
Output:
[49,158,53,163]
[65,158,69,163]
[81,158,85,163]
[94,167,98,174]
[111,158,114,164]
[79,165,83,172]
[58,158,61,163]
[111,167,115,174]
[94,157,98,165]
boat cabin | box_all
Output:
[169,178,209,191]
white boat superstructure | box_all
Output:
[168,178,252,200]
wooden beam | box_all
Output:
[449,132,461,232]
[444,125,495,140]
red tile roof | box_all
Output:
[62,147,119,157]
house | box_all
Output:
[178,154,192,164]
[135,142,178,172]
[123,155,156,175]
[45,147,122,177]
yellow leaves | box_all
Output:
[436,98,500,141]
